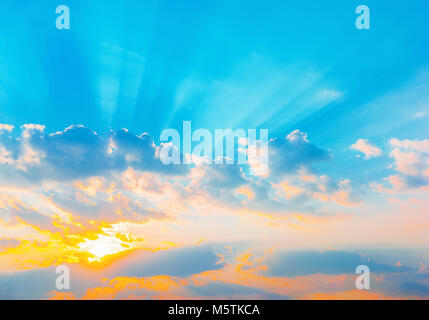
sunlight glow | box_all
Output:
[77,234,135,263]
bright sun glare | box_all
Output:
[77,234,131,263]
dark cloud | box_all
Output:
[264,250,409,277]
[269,130,330,177]
[400,281,429,297]
[31,125,119,179]
[0,125,187,184]
[103,244,224,278]
[187,282,289,299]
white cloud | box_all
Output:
[0,124,14,132]
[350,139,382,159]
[389,138,429,176]
[0,145,14,165]
[21,123,45,138]
[372,138,429,192]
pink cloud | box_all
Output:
[350,139,382,159]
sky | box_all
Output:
[0,0,429,300]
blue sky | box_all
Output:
[1,0,428,134]
[0,1,429,300]
[1,0,429,185]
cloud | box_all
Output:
[372,138,429,192]
[0,124,14,132]
[269,173,362,211]
[103,245,224,278]
[5,123,424,298]
[264,250,407,278]
[268,130,331,177]
[44,248,426,300]
[400,282,429,296]
[1,242,428,300]
[306,290,403,300]
[21,124,45,138]
[0,125,187,185]
[389,138,429,187]
[350,139,382,159]
[0,145,14,165]
[0,125,349,226]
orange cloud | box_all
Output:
[58,250,353,300]
[306,290,404,300]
